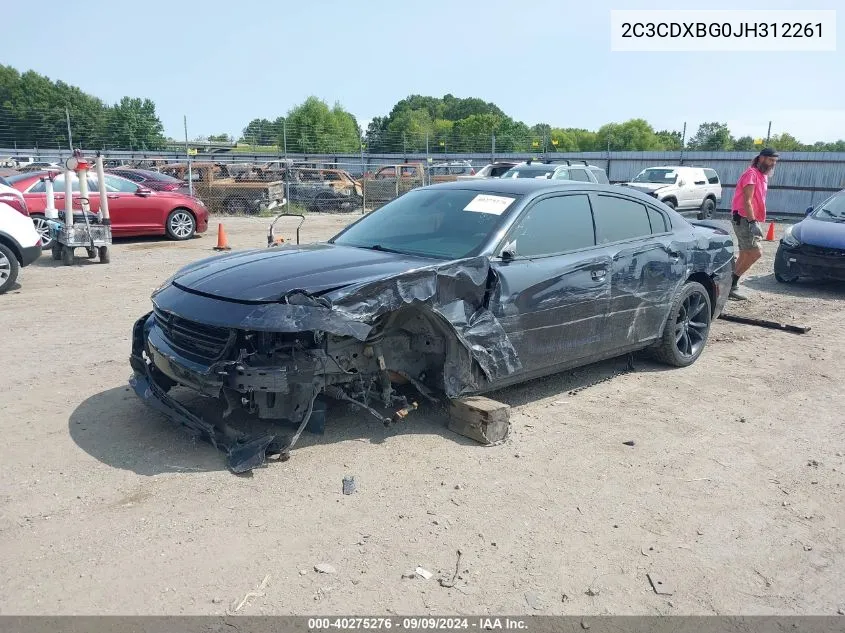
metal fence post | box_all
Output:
[283,119,288,160]
[491,133,496,163]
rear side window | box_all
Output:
[115,171,144,183]
[568,168,591,182]
[589,168,609,184]
[704,169,719,184]
[490,165,512,177]
[592,195,652,243]
[551,168,570,180]
[509,194,595,257]
[647,207,668,233]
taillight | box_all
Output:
[0,193,28,216]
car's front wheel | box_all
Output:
[662,198,677,210]
[774,245,800,283]
[0,243,20,294]
[166,209,196,241]
[31,214,52,249]
[653,281,712,367]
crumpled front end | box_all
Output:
[129,256,521,473]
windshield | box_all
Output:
[813,192,845,221]
[331,188,519,259]
[633,168,678,184]
[500,166,555,179]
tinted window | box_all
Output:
[507,195,595,257]
[590,168,609,184]
[647,207,668,233]
[568,169,591,182]
[115,170,145,183]
[103,175,139,193]
[593,195,652,244]
[489,165,513,177]
[704,169,719,184]
[332,188,518,259]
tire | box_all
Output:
[0,243,20,294]
[86,247,97,259]
[51,243,62,261]
[166,209,196,241]
[61,245,74,266]
[313,192,338,213]
[698,197,716,220]
[774,246,799,283]
[652,281,712,368]
[223,196,249,215]
[662,199,677,210]
[31,214,52,250]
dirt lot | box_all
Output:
[0,214,843,616]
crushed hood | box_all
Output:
[172,243,437,302]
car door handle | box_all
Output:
[107,194,120,199]
[591,268,607,281]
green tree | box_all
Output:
[733,136,757,151]
[284,97,361,153]
[207,133,233,143]
[655,129,684,150]
[687,122,734,150]
[768,132,803,151]
[240,118,276,145]
[596,119,663,151]
[106,97,166,150]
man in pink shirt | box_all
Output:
[729,147,779,300]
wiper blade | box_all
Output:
[369,244,404,254]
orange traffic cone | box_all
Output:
[213,223,231,251]
[765,221,775,241]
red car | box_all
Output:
[106,167,191,193]
[7,171,209,249]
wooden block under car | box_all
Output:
[448,396,511,445]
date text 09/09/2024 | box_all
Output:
[307,618,528,630]
[621,22,824,38]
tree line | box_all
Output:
[2,66,843,154]
[0,65,166,150]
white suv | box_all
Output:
[0,201,42,293]
[621,166,722,219]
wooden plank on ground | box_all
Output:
[448,396,510,445]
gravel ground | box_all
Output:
[0,214,843,616]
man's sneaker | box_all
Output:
[729,287,748,301]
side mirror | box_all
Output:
[137,187,152,196]
[677,179,686,187]
[500,249,516,261]
[805,206,814,216]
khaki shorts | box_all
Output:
[732,214,762,251]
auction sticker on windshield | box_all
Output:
[464,194,515,215]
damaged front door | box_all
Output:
[488,193,612,374]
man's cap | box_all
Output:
[759,147,779,157]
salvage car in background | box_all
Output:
[280,167,363,212]
[775,189,845,283]
[158,162,285,215]
[108,167,191,194]
[500,160,608,183]
[620,166,721,220]
[7,171,209,248]
[457,161,518,179]
[129,179,735,472]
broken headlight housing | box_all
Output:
[782,225,801,247]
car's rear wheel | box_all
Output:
[314,192,338,213]
[698,197,716,220]
[31,214,52,249]
[224,196,249,215]
[653,281,712,367]
[0,243,20,294]
[166,209,196,241]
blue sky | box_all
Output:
[4,0,843,143]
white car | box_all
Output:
[456,161,518,180]
[621,166,722,220]
[0,201,42,293]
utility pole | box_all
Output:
[65,108,74,151]
[184,115,193,197]
[680,121,687,163]
[766,121,772,145]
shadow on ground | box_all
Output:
[744,272,845,299]
[69,352,663,477]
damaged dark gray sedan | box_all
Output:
[129,180,735,472]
